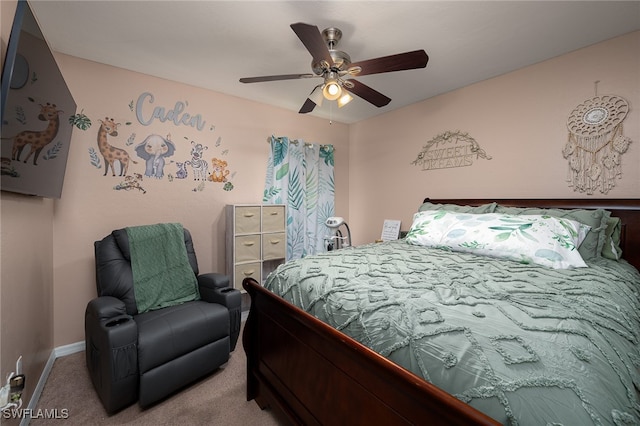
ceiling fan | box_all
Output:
[239,23,429,114]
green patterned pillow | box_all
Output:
[494,205,610,261]
[406,211,590,269]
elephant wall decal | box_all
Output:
[135,134,176,178]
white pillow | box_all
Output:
[405,211,590,269]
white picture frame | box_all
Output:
[380,220,401,241]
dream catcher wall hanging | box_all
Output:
[563,86,633,194]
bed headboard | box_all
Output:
[425,199,640,271]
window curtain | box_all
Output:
[263,136,335,260]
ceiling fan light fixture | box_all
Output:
[337,92,353,108]
[322,81,342,101]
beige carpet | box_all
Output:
[31,326,282,425]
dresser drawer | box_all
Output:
[262,205,286,232]
[235,206,261,234]
[235,235,261,262]
[226,204,287,293]
[234,262,261,290]
[263,232,286,260]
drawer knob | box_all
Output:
[270,212,278,215]
[270,239,280,244]
[243,270,255,276]
[243,241,255,246]
[243,213,255,217]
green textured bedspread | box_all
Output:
[264,240,640,425]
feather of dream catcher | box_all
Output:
[563,82,633,195]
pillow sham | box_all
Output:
[494,205,610,262]
[405,210,590,269]
[418,201,497,214]
[602,217,622,260]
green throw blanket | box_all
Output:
[127,223,199,313]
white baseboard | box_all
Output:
[20,341,85,426]
[54,341,85,358]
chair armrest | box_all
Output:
[198,273,231,303]
[204,287,241,308]
[198,272,230,291]
[85,297,138,413]
[200,286,242,352]
[86,296,128,321]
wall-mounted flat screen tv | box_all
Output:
[1,0,77,199]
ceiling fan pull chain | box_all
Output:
[329,101,334,125]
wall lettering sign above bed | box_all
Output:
[563,91,633,195]
[411,130,492,171]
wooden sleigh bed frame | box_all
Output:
[242,199,640,425]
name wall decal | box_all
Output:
[73,91,236,194]
[411,131,492,171]
[135,92,207,131]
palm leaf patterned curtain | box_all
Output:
[263,136,335,260]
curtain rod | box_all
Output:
[266,136,334,150]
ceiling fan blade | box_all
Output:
[299,98,317,114]
[344,79,391,108]
[240,73,315,83]
[290,22,333,66]
[348,50,429,77]
[299,85,323,114]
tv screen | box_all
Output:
[1,0,77,199]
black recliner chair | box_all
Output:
[85,225,241,413]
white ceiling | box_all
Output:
[28,1,640,124]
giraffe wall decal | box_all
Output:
[96,117,136,176]
[9,103,62,166]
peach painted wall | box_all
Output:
[348,31,640,246]
[1,0,54,416]
[50,54,350,346]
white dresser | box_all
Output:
[225,204,287,291]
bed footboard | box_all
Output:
[242,277,499,425]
